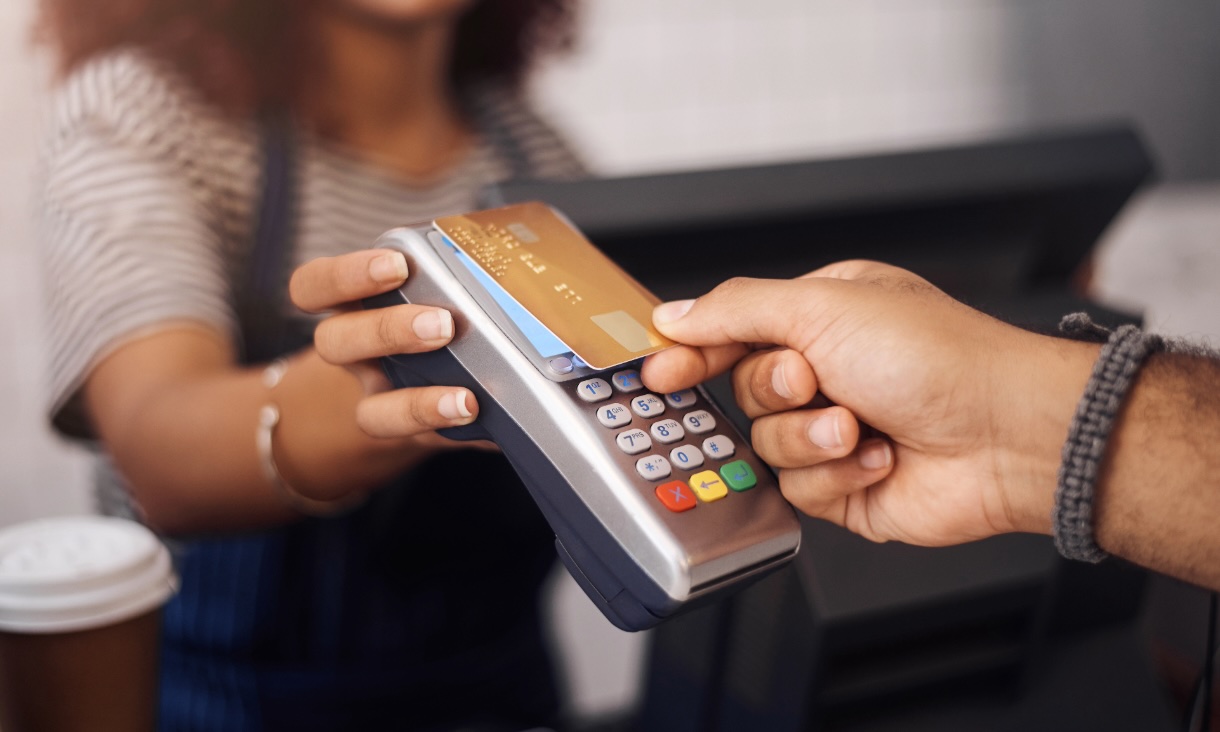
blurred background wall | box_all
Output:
[2,0,1218,721]
[530,0,1220,180]
[0,0,92,525]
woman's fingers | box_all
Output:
[777,438,895,527]
[290,250,408,314]
[750,405,860,468]
[315,304,453,365]
[731,347,817,418]
[346,360,391,396]
[356,386,478,439]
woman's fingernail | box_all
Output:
[412,309,453,341]
[772,359,794,400]
[807,412,842,449]
[370,252,408,284]
[654,299,695,325]
[438,390,473,421]
[859,441,893,470]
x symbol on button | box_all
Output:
[670,487,687,502]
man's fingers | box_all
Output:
[732,347,817,418]
[315,304,453,365]
[641,342,751,394]
[356,386,477,439]
[750,406,859,468]
[651,262,927,352]
[652,276,834,351]
[777,438,895,525]
[290,250,408,314]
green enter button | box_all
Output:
[720,460,757,491]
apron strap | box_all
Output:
[238,114,299,365]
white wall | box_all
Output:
[0,0,92,526]
[533,0,1018,175]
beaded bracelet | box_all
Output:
[1053,314,1163,563]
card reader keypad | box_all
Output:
[656,481,697,512]
[664,390,696,409]
[670,444,704,469]
[578,378,613,402]
[630,394,665,418]
[597,403,631,428]
[650,419,684,444]
[702,435,735,459]
[689,470,730,502]
[616,429,652,455]
[611,370,644,393]
[636,455,672,480]
[574,367,760,513]
[682,410,715,434]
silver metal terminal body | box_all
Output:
[374,224,800,613]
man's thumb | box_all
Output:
[652,277,815,350]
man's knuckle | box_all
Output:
[752,419,792,463]
[716,276,755,299]
[287,274,306,309]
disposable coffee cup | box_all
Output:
[0,516,175,732]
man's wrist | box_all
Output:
[994,334,1101,536]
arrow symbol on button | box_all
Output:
[734,472,746,481]
[700,480,718,489]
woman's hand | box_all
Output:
[289,249,479,445]
[642,261,1099,547]
[80,248,480,533]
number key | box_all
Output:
[664,389,696,409]
[577,378,612,403]
[596,402,631,428]
[612,369,644,393]
[683,409,716,434]
[631,394,665,418]
[650,419,685,444]
[616,428,652,455]
[669,444,704,469]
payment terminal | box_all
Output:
[364,202,800,631]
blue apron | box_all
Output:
[157,116,560,731]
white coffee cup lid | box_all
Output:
[0,516,176,634]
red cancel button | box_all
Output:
[656,481,696,512]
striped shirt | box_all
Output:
[38,52,578,729]
[38,50,584,441]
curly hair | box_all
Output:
[36,0,576,116]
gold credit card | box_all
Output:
[434,202,674,370]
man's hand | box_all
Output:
[642,261,1099,547]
